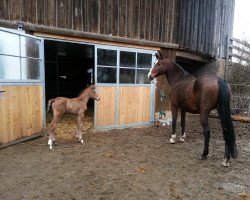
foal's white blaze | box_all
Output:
[48,139,53,150]
[148,60,158,79]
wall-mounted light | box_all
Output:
[15,21,24,31]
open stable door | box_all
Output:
[0,27,45,147]
[94,45,156,130]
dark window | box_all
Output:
[97,49,117,66]
[97,67,116,83]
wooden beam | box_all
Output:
[176,50,211,63]
[231,54,250,63]
[0,20,179,49]
[233,38,250,49]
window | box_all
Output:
[119,51,152,84]
[0,30,42,81]
[96,47,153,84]
[136,53,152,84]
[97,49,117,83]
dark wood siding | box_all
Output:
[0,0,234,58]
[177,0,235,58]
[0,0,178,44]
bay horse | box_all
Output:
[46,84,100,150]
[148,51,237,167]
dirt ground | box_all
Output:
[0,113,249,200]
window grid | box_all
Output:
[0,31,42,81]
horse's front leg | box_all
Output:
[200,112,210,160]
[169,105,178,144]
[180,110,187,142]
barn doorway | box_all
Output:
[44,40,94,102]
[44,40,95,138]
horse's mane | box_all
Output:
[169,60,193,78]
[76,85,89,97]
[77,84,95,97]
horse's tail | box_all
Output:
[217,78,237,159]
[47,99,55,112]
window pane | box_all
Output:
[97,49,117,66]
[21,58,41,80]
[0,55,20,79]
[21,36,40,58]
[136,69,151,84]
[120,68,135,83]
[97,67,116,83]
[0,31,20,56]
[137,53,152,68]
[120,51,136,68]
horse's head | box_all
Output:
[87,84,100,101]
[148,51,170,80]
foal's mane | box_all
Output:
[76,85,89,97]
[77,84,95,97]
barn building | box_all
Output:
[0,0,235,147]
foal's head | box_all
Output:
[84,85,100,101]
[148,51,172,80]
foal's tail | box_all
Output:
[47,99,55,112]
[217,78,237,159]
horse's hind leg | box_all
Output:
[169,105,178,144]
[221,144,230,167]
[48,115,60,150]
[180,110,187,142]
[200,112,210,160]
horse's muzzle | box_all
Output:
[148,74,154,81]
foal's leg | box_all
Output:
[179,110,187,142]
[48,114,60,150]
[200,112,210,160]
[76,113,85,144]
[169,105,178,144]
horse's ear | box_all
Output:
[156,51,164,60]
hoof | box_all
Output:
[179,136,185,142]
[80,139,84,144]
[182,132,187,139]
[200,155,207,160]
[169,137,176,144]
[221,158,230,167]
[48,139,53,150]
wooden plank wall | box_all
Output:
[0,85,43,145]
[95,86,116,127]
[0,0,235,60]
[95,86,151,127]
[119,86,150,125]
[177,0,235,59]
[154,49,176,112]
[0,0,178,44]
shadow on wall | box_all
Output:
[193,59,226,77]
